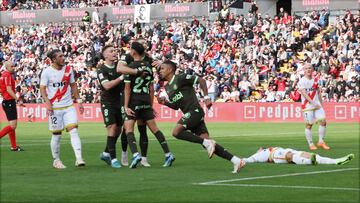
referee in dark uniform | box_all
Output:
[0,61,23,151]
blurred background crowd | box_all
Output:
[0,0,201,10]
[0,0,359,104]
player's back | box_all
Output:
[40,65,74,108]
[125,61,153,105]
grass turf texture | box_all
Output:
[1,122,359,203]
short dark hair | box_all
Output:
[101,44,114,59]
[162,60,177,72]
[130,41,145,55]
[47,49,61,62]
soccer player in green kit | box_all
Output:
[120,42,174,168]
[97,44,147,168]
[157,60,245,173]
[119,38,164,167]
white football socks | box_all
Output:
[50,134,61,160]
[305,128,313,145]
[69,128,83,161]
[292,153,312,165]
[318,125,326,143]
[231,156,241,165]
[316,155,336,164]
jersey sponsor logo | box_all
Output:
[52,81,68,88]
[304,88,314,92]
[169,91,183,103]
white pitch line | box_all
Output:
[196,168,359,185]
[200,183,360,191]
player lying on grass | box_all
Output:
[244,147,354,165]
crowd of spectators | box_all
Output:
[0,2,359,104]
[0,0,207,11]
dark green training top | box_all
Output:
[97,62,124,105]
[164,73,201,113]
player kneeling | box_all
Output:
[244,147,354,165]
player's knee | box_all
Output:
[199,133,209,139]
[10,123,17,130]
[305,124,312,129]
[320,120,326,126]
[107,124,118,136]
[172,130,179,137]
[66,126,78,133]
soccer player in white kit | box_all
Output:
[244,147,354,165]
[297,64,330,151]
[40,50,85,169]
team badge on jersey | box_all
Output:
[173,84,178,90]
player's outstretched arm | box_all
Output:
[102,76,124,91]
[116,62,138,75]
[198,77,212,109]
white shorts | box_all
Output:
[303,108,326,124]
[272,148,296,164]
[248,148,271,163]
[49,105,78,132]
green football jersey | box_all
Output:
[164,73,201,113]
[97,63,124,104]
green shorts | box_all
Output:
[101,103,124,127]
[178,108,208,135]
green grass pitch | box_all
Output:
[1,122,359,203]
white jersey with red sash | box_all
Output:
[40,65,75,109]
[297,76,320,111]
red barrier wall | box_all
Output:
[0,102,359,123]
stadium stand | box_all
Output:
[0,2,359,104]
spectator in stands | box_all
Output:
[0,4,358,104]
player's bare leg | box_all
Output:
[317,120,330,150]
[200,133,245,173]
[305,124,317,150]
[146,119,174,167]
[66,125,85,167]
